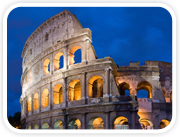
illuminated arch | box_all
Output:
[137,81,152,98]
[28,97,31,113]
[33,93,39,110]
[54,120,63,129]
[88,75,103,98]
[139,119,153,129]
[113,116,129,129]
[88,117,104,129]
[69,46,81,65]
[43,58,50,75]
[160,119,170,129]
[42,89,49,108]
[54,52,64,71]
[68,119,81,129]
[34,123,39,129]
[53,84,63,105]
[68,79,81,101]
[118,82,130,96]
[42,122,49,129]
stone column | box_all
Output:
[50,82,52,110]
[63,109,68,129]
[39,88,42,112]
[81,113,86,129]
[103,67,111,102]
[81,72,87,104]
[105,112,110,129]
[130,110,136,129]
[63,77,68,107]
[31,93,34,114]
[63,46,68,70]
[49,117,52,129]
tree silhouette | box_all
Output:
[8,112,21,129]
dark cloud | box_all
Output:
[7,7,172,117]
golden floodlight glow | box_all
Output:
[43,58,50,75]
[54,52,63,71]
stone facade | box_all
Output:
[20,10,172,129]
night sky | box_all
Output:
[7,7,172,117]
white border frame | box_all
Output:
[3,2,176,134]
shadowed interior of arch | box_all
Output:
[54,120,63,129]
[68,79,81,101]
[68,119,81,129]
[53,84,63,105]
[118,82,130,96]
[88,75,103,98]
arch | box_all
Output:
[68,118,81,129]
[118,82,130,96]
[42,89,49,108]
[34,123,39,129]
[88,75,103,98]
[113,116,129,129]
[69,46,81,65]
[88,117,104,129]
[54,52,64,71]
[29,70,32,84]
[160,119,170,129]
[33,93,39,110]
[54,120,63,129]
[43,58,50,75]
[137,81,152,98]
[53,84,63,105]
[28,125,31,129]
[139,119,153,129]
[28,97,31,113]
[42,122,49,129]
[68,79,81,101]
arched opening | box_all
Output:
[160,119,170,129]
[88,117,104,129]
[137,90,149,98]
[28,125,31,129]
[33,93,39,110]
[68,119,81,129]
[139,119,153,129]
[68,79,81,101]
[53,84,63,105]
[43,58,50,75]
[34,123,39,129]
[113,116,129,129]
[54,52,64,71]
[29,70,32,84]
[42,89,49,108]
[28,97,31,113]
[54,120,63,129]
[118,82,130,96]
[42,122,49,129]
[88,75,103,98]
[69,46,81,65]
[137,81,152,98]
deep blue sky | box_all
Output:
[7,7,172,117]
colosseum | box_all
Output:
[20,10,172,130]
